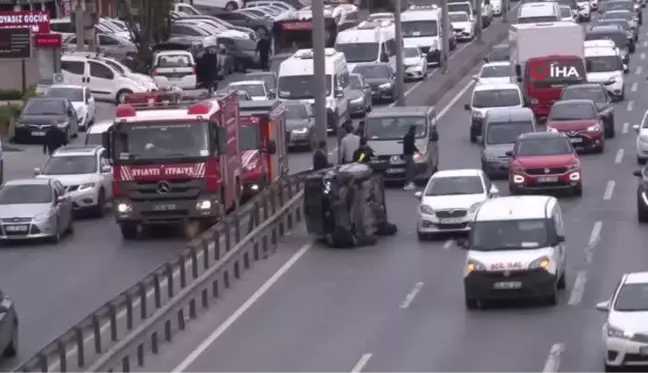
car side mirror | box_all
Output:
[634,124,640,132]
[505,150,513,157]
[472,75,479,81]
[595,300,610,312]
[624,64,630,73]
[464,103,470,110]
[33,167,41,175]
[457,238,468,249]
[429,128,439,142]
[634,170,643,177]
[265,140,276,154]
[101,165,112,173]
[414,191,422,199]
[516,76,523,83]
[557,235,565,242]
[489,185,499,196]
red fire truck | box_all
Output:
[238,99,289,199]
[109,92,241,239]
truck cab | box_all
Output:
[238,100,289,199]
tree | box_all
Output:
[118,0,172,73]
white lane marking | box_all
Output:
[643,41,648,47]
[543,343,566,373]
[627,100,634,112]
[443,239,454,249]
[351,353,373,373]
[636,66,643,75]
[615,148,624,164]
[623,122,629,134]
[172,243,312,372]
[632,82,638,92]
[400,282,424,309]
[603,180,615,200]
[642,52,646,60]
[438,79,476,119]
[589,221,602,247]
[568,271,588,306]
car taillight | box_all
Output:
[152,69,159,76]
[190,68,196,75]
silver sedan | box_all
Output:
[0,178,74,243]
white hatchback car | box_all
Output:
[34,145,113,217]
[152,50,197,90]
[415,169,498,240]
[403,45,428,81]
[474,61,512,85]
[227,80,270,101]
[44,84,96,131]
[596,271,648,371]
[633,110,648,164]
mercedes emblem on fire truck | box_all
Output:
[156,181,171,194]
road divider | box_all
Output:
[13,173,307,372]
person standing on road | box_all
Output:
[313,141,331,170]
[339,123,361,164]
[43,126,65,156]
[197,48,218,95]
[403,124,419,191]
[256,35,271,71]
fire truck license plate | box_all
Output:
[153,204,176,211]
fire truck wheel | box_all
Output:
[116,89,133,104]
[120,223,138,239]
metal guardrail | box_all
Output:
[14,173,308,373]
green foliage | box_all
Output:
[119,0,173,73]
[0,104,21,134]
[0,90,23,101]
[22,86,37,100]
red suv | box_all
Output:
[507,132,582,196]
[546,99,604,153]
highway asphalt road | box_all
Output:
[0,16,511,370]
[133,16,648,373]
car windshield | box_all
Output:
[486,122,534,145]
[425,176,483,196]
[286,104,309,119]
[586,31,626,48]
[516,137,573,155]
[489,45,509,61]
[350,75,363,89]
[230,83,265,96]
[156,54,192,67]
[470,219,550,251]
[277,75,332,99]
[0,184,52,204]
[403,47,419,58]
[614,283,648,311]
[366,116,426,140]
[115,122,211,161]
[586,55,623,72]
[449,12,470,22]
[549,102,596,120]
[42,155,97,175]
[354,65,390,79]
[560,7,572,17]
[472,89,521,108]
[602,11,632,21]
[102,59,128,75]
[448,3,471,15]
[23,99,65,115]
[47,87,83,102]
[336,42,379,63]
[402,20,439,37]
[240,125,260,150]
[599,19,630,31]
[480,64,510,78]
[562,86,607,102]
[246,73,276,89]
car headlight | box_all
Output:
[350,97,364,104]
[291,127,308,134]
[547,126,558,132]
[607,325,632,339]
[195,200,211,210]
[639,134,648,142]
[529,256,550,269]
[472,110,485,118]
[466,259,486,272]
[419,204,434,215]
[468,202,482,213]
[57,121,69,127]
[78,182,95,191]
[33,212,51,222]
[379,82,392,89]
[587,123,601,132]
[117,203,132,213]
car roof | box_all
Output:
[368,106,433,117]
[624,272,648,284]
[483,61,511,67]
[553,98,595,106]
[53,145,101,156]
[433,169,482,178]
[475,196,555,221]
[86,120,114,134]
[518,131,565,140]
[474,83,519,91]
[486,107,534,121]
[5,178,52,186]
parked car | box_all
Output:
[64,34,137,59]
[11,97,79,143]
[213,11,273,36]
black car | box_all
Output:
[560,84,615,137]
[175,14,258,40]
[11,98,79,144]
[484,43,509,62]
[217,37,260,72]
[285,102,314,150]
[0,289,17,359]
[586,26,631,62]
[352,63,396,103]
[600,0,641,24]
[213,11,272,36]
[633,167,648,222]
[597,18,637,43]
[244,71,277,95]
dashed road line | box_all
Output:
[632,82,638,92]
[568,271,588,306]
[642,52,646,60]
[542,343,565,372]
[443,239,454,249]
[351,353,373,373]
[615,148,624,164]
[589,221,602,247]
[400,282,424,309]
[623,122,629,134]
[603,180,615,200]
[627,100,634,112]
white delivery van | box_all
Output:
[335,19,397,72]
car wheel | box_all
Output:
[94,189,106,218]
[225,1,238,10]
[557,270,566,289]
[573,183,583,196]
[465,296,478,310]
[546,287,558,306]
[49,219,61,243]
[116,89,133,104]
[64,128,70,145]
[470,129,478,143]
[120,223,138,239]
[67,216,74,234]
[638,201,648,222]
[605,363,618,372]
[605,122,615,138]
[3,323,17,357]
[638,156,647,165]
[417,231,430,241]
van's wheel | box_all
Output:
[465,297,478,310]
[557,270,566,289]
[3,323,17,357]
[225,1,238,10]
[116,89,133,104]
[94,189,106,218]
[120,223,138,239]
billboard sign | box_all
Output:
[0,28,32,58]
[0,11,51,34]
